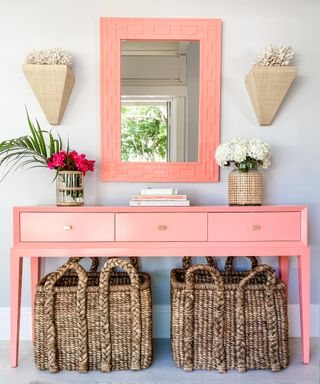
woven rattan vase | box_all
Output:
[56,171,84,206]
[228,169,262,206]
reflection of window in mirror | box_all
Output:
[121,40,199,163]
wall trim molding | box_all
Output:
[0,304,318,340]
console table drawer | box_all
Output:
[20,213,114,242]
[208,212,301,241]
[116,213,207,241]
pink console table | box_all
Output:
[10,205,310,367]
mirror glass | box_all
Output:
[121,40,199,162]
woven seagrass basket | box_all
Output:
[228,170,262,206]
[34,257,152,373]
[171,258,289,373]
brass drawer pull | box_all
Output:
[252,224,261,231]
[158,224,167,231]
[63,225,72,231]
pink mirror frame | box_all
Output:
[100,17,222,182]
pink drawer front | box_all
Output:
[20,212,114,242]
[116,213,207,241]
[208,212,301,241]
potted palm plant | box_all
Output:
[0,112,95,205]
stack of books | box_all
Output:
[129,188,190,206]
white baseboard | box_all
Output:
[0,304,318,340]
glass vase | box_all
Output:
[228,169,262,206]
[56,171,84,206]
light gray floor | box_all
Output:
[0,339,318,384]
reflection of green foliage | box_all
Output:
[121,106,168,162]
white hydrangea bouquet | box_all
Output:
[215,137,271,173]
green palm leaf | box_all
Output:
[0,110,65,181]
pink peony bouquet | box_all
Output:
[47,150,95,174]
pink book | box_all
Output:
[132,194,187,201]
[129,200,190,207]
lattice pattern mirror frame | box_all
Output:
[100,17,222,182]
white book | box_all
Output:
[132,194,187,201]
[129,200,190,207]
[140,188,178,195]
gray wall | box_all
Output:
[0,0,319,316]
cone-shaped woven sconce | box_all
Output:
[245,65,296,125]
[23,64,75,125]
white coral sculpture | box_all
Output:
[25,48,72,67]
[256,45,294,66]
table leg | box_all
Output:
[10,250,23,368]
[30,257,40,343]
[298,248,310,364]
[278,256,289,298]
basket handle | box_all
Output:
[182,256,217,270]
[107,256,140,272]
[99,258,141,372]
[237,264,277,290]
[44,261,88,373]
[224,256,258,272]
[68,257,100,272]
[183,264,226,373]
[235,265,280,373]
